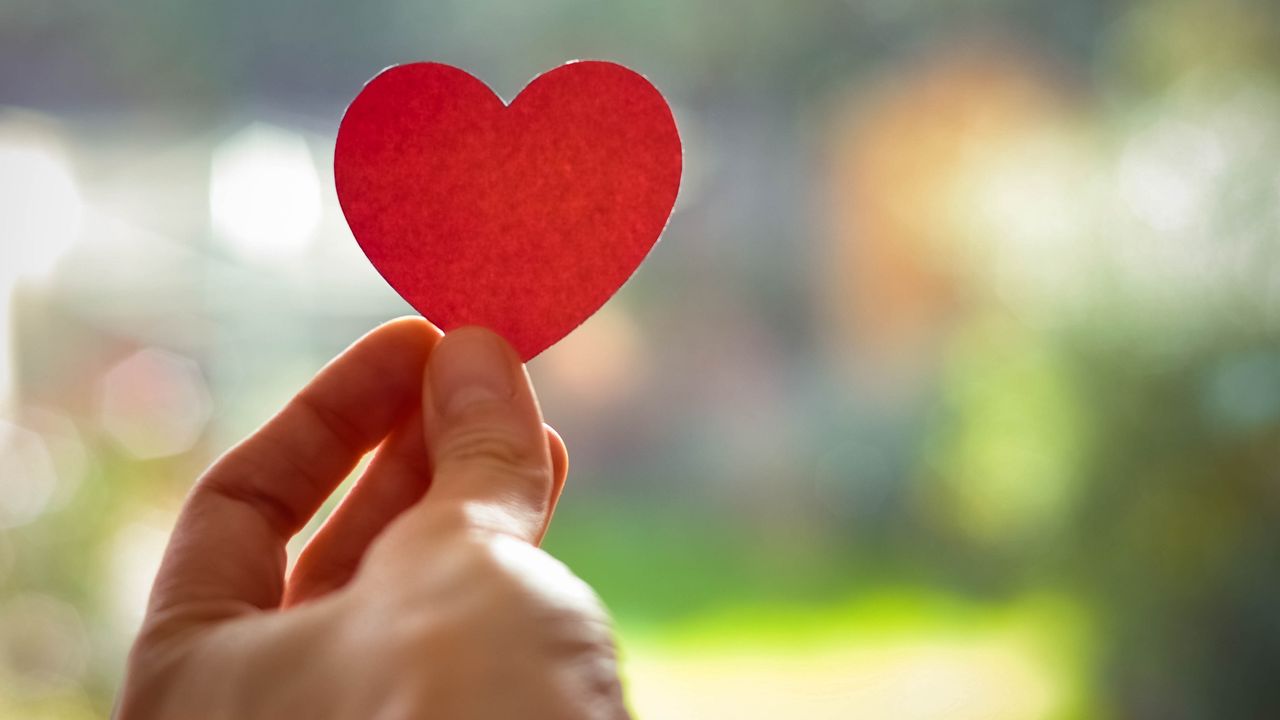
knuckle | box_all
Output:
[468,536,609,617]
[439,456,553,505]
[420,501,483,538]
[452,535,533,597]
[418,501,530,545]
[345,533,627,718]
[438,422,544,473]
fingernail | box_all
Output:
[430,328,515,416]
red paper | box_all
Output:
[334,61,683,360]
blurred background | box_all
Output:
[2,0,1280,717]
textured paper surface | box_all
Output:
[335,61,683,360]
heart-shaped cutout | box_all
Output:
[335,61,682,360]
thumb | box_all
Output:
[416,326,556,543]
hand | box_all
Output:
[118,319,629,719]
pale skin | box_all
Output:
[118,318,630,719]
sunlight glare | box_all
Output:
[209,123,321,262]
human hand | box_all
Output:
[118,319,628,719]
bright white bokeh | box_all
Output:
[0,137,84,281]
[954,126,1099,314]
[0,420,59,528]
[97,348,212,459]
[1116,118,1225,236]
[209,123,322,262]
[109,519,170,630]
[0,132,84,406]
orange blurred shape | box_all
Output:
[822,40,1072,385]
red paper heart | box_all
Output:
[334,61,682,360]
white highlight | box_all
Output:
[109,520,170,629]
[209,123,321,262]
[0,139,83,279]
[1116,119,1225,235]
[0,134,83,407]
[0,420,58,528]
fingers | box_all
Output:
[148,317,441,618]
[283,410,431,607]
[403,326,556,546]
[285,419,567,606]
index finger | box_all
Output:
[147,317,441,619]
